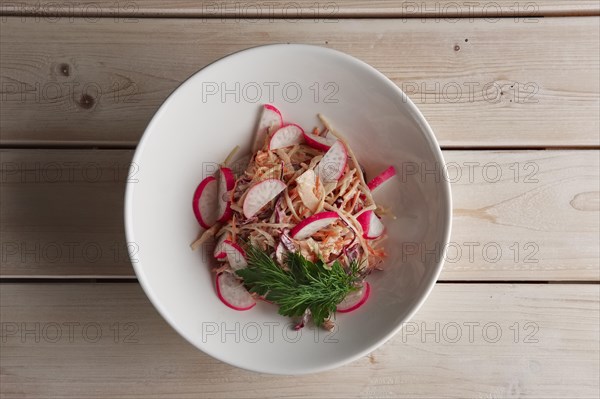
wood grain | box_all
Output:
[0,149,133,277]
[0,283,598,398]
[445,150,600,281]
[0,17,598,147]
[1,149,598,280]
[1,0,599,17]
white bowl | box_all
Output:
[125,44,452,375]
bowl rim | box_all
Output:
[124,43,453,375]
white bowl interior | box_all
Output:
[126,44,452,374]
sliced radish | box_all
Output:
[303,132,336,152]
[356,210,385,239]
[367,166,397,191]
[243,179,286,218]
[192,176,218,229]
[213,234,229,260]
[290,211,339,240]
[316,140,348,183]
[252,104,283,152]
[216,272,256,311]
[216,167,235,223]
[222,240,247,270]
[269,124,304,150]
[337,282,370,313]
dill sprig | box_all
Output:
[236,246,362,327]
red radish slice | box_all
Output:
[356,210,385,239]
[192,176,218,229]
[243,179,286,218]
[252,104,283,152]
[213,234,229,260]
[216,167,235,223]
[367,166,397,191]
[222,240,247,270]
[316,140,348,183]
[269,124,304,150]
[303,132,336,152]
[216,273,256,311]
[290,211,339,240]
[337,282,371,313]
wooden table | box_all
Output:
[1,2,599,398]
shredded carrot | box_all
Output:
[255,152,268,166]
[314,174,321,194]
[349,190,361,212]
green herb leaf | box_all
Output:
[236,245,362,327]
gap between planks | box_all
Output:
[1,145,599,151]
[1,278,599,284]
[0,0,599,18]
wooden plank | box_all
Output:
[1,149,598,280]
[0,17,598,147]
[0,283,598,398]
[445,150,600,281]
[0,149,133,277]
[1,0,599,18]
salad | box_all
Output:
[191,104,396,330]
